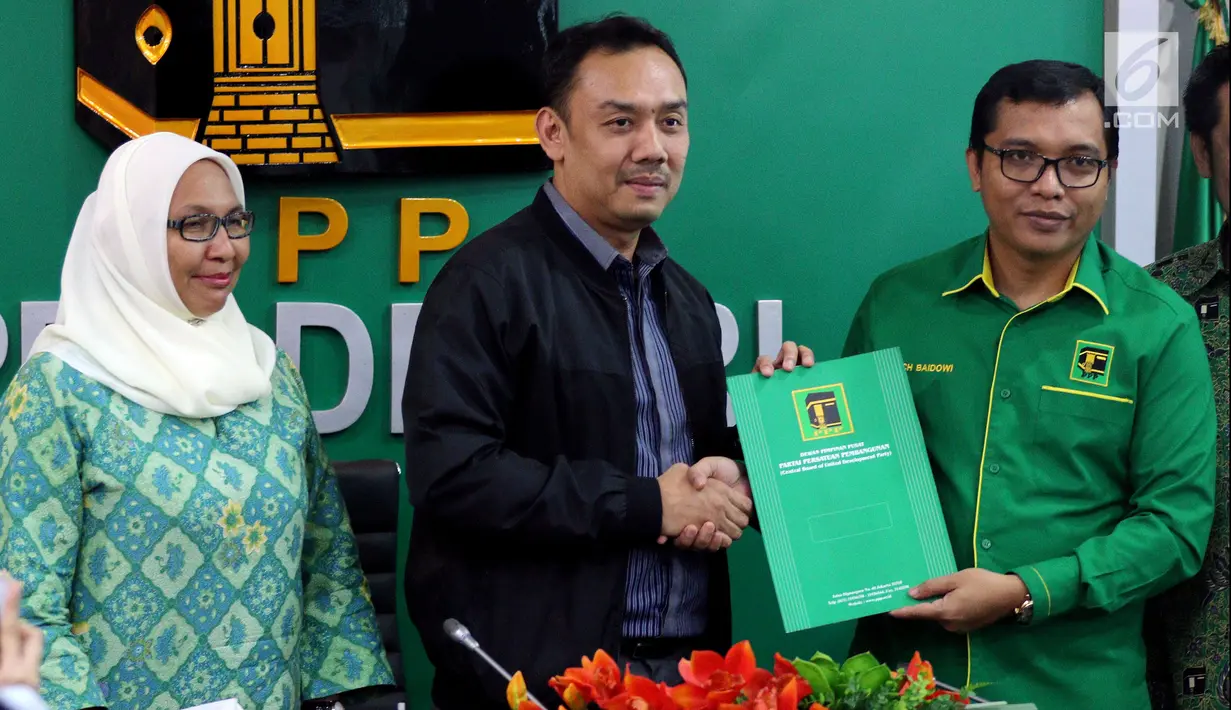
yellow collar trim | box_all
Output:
[941,246,1001,298]
[942,251,1109,315]
[1042,260,1110,314]
[941,274,986,298]
[1071,283,1111,314]
[1063,258,1078,290]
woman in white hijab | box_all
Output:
[0,133,393,710]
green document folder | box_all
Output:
[727,347,956,633]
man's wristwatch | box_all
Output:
[1007,573,1034,625]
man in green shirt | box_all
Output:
[1146,41,1229,710]
[840,60,1218,709]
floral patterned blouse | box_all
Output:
[0,351,394,709]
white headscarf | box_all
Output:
[29,132,278,419]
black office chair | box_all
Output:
[333,459,407,709]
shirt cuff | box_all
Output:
[0,684,49,710]
[1011,555,1079,624]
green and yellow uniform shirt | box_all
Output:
[1146,223,1229,710]
[843,231,1218,710]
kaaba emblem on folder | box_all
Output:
[805,392,842,431]
[793,384,854,441]
[74,0,557,176]
[1069,340,1115,387]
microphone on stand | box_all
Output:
[444,618,549,710]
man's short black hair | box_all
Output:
[969,59,1119,160]
[1183,42,1230,151]
[541,14,687,121]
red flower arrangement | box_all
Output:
[506,642,981,710]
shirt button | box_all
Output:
[1000,389,1011,399]
[989,464,1000,474]
[981,539,993,550]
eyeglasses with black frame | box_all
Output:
[167,211,256,242]
[982,145,1108,188]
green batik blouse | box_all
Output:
[0,350,394,709]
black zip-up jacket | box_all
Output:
[402,187,739,710]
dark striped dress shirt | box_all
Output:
[544,181,708,639]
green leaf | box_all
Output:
[811,653,842,676]
[806,656,844,694]
[855,663,893,692]
[791,659,834,703]
[840,651,882,675]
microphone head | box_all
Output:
[444,618,479,649]
[443,618,467,639]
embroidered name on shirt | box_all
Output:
[905,363,955,373]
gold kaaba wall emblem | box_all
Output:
[201,0,337,166]
[75,0,557,176]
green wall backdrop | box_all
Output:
[0,2,1102,707]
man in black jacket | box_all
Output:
[402,14,785,710]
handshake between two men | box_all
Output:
[654,342,816,552]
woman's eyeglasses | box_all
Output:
[167,211,255,242]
